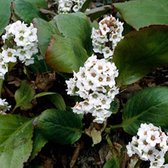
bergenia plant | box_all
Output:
[0,0,168,168]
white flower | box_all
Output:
[99,23,110,35]
[146,130,161,147]
[126,142,135,157]
[0,63,8,79]
[0,98,11,114]
[0,56,8,79]
[65,77,77,96]
[72,102,84,114]
[1,48,17,63]
[102,47,113,59]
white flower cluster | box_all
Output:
[126,123,168,168]
[91,15,123,59]
[58,0,86,13]
[0,98,11,114]
[66,55,119,123]
[0,21,38,79]
[66,16,123,123]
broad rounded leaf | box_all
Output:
[33,18,60,57]
[113,26,168,85]
[53,12,92,55]
[45,34,88,72]
[122,87,168,135]
[36,109,83,144]
[14,0,42,23]
[0,0,12,35]
[37,13,92,72]
[14,80,35,110]
[114,0,168,30]
[0,115,33,168]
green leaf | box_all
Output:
[122,87,168,135]
[28,55,50,73]
[24,0,47,9]
[0,115,33,168]
[45,34,88,72]
[14,80,35,110]
[113,26,168,85]
[36,109,83,144]
[103,157,120,168]
[14,0,42,23]
[34,92,66,110]
[36,13,92,72]
[34,92,56,99]
[80,0,92,12]
[0,0,12,35]
[114,0,168,30]
[110,98,120,114]
[33,18,60,56]
[30,129,47,159]
[48,93,66,110]
[53,12,92,55]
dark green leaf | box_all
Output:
[34,92,66,110]
[0,0,12,35]
[45,34,88,72]
[0,115,33,168]
[28,55,50,73]
[33,18,60,56]
[113,26,168,85]
[14,80,35,110]
[109,98,120,114]
[114,0,168,30]
[30,129,47,159]
[48,93,66,110]
[80,0,92,12]
[14,0,42,23]
[36,109,83,144]
[122,87,168,135]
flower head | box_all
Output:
[126,123,168,168]
[66,55,119,123]
[91,15,123,59]
[58,0,86,13]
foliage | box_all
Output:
[35,108,83,144]
[0,115,33,168]
[0,0,168,167]
[113,25,168,85]
[122,87,168,135]
[114,0,168,30]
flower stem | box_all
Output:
[105,123,123,134]
[106,135,118,156]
